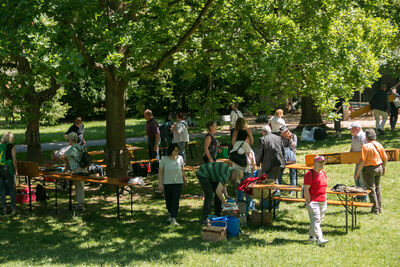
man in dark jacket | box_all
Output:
[256,125,286,184]
[370,84,390,135]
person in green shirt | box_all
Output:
[196,162,243,224]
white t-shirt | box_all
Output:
[269,116,286,133]
[230,110,244,128]
[173,120,189,143]
[159,155,184,184]
[231,141,254,173]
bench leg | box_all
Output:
[261,189,264,226]
[28,176,32,213]
[116,185,120,220]
[351,201,354,231]
[55,179,58,215]
[189,145,194,159]
[69,180,72,211]
[345,194,348,234]
[130,186,133,216]
[44,179,47,208]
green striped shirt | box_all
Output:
[196,162,233,185]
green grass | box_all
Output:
[1,129,400,266]
[0,118,147,145]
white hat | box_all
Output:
[348,122,362,130]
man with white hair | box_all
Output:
[256,125,286,183]
[349,122,367,201]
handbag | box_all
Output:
[229,141,247,167]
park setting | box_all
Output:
[0,0,400,266]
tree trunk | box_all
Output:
[104,71,129,178]
[297,95,324,130]
[25,100,42,163]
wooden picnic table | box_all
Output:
[88,146,145,156]
[24,169,141,220]
[248,183,371,233]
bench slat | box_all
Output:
[272,196,373,208]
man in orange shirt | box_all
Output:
[355,129,387,214]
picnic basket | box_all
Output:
[202,221,227,242]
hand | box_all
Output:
[158,183,164,192]
[154,145,158,152]
[82,139,86,145]
[354,173,359,181]
[14,171,18,176]
[209,159,214,163]
[183,180,188,189]
[222,201,229,208]
[382,167,386,176]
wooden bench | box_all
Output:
[269,196,372,233]
[187,140,200,159]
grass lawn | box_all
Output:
[0,129,399,266]
[0,118,147,145]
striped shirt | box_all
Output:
[196,162,233,185]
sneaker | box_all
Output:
[307,236,317,242]
[170,218,180,226]
[167,213,171,222]
[73,204,85,211]
[316,237,328,246]
[378,129,385,135]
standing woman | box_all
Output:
[65,117,85,145]
[0,132,18,215]
[231,117,254,146]
[355,129,387,214]
[269,109,286,134]
[158,144,187,226]
[304,156,328,245]
[203,120,218,163]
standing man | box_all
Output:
[355,129,387,214]
[389,88,399,130]
[230,103,243,146]
[348,122,367,201]
[256,125,285,183]
[65,117,85,145]
[171,112,189,162]
[370,84,390,135]
[144,109,160,174]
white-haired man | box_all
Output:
[256,125,285,183]
[349,122,368,201]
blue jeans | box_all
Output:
[355,164,368,201]
[236,172,255,216]
[176,142,187,162]
[0,166,16,209]
[289,168,297,186]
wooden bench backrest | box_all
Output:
[17,161,40,177]
[305,154,315,166]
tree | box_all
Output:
[0,1,82,162]
[51,0,217,177]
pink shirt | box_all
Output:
[304,169,327,202]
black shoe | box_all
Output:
[378,129,385,135]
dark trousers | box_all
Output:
[334,119,341,133]
[164,183,183,218]
[390,109,398,129]
[0,166,16,209]
[197,174,221,220]
[362,165,382,213]
[148,138,159,174]
[265,167,283,184]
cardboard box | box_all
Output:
[249,211,272,226]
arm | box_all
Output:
[354,160,364,181]
[231,130,238,146]
[247,128,254,145]
[215,183,228,206]
[182,166,187,188]
[11,146,17,175]
[158,167,164,191]
[255,139,264,167]
[204,136,214,162]
[303,185,311,204]
[154,133,160,151]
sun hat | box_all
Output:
[314,156,325,162]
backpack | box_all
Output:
[36,184,49,201]
[313,127,327,140]
[0,143,12,166]
[79,146,91,168]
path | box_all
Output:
[15,114,379,153]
